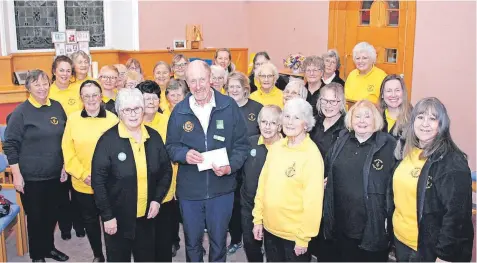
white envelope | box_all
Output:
[197,148,230,172]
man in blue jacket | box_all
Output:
[166,60,250,262]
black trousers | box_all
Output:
[241,206,263,262]
[172,199,181,246]
[308,225,338,261]
[58,176,84,234]
[335,233,389,262]
[73,190,104,258]
[228,186,243,245]
[264,230,311,262]
[104,217,155,262]
[21,179,61,260]
[394,236,419,262]
[155,200,174,262]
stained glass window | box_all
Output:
[65,0,105,47]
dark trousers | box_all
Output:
[58,176,84,234]
[308,225,338,261]
[104,217,155,262]
[155,200,175,262]
[241,206,263,262]
[73,190,104,258]
[172,199,181,246]
[335,234,389,262]
[21,179,61,260]
[394,236,419,262]
[180,193,234,262]
[264,230,311,262]
[228,186,243,245]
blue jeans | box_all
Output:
[179,193,234,262]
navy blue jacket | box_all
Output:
[165,89,251,200]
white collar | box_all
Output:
[322,73,336,85]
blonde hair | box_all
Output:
[99,65,119,77]
[317,83,346,115]
[126,70,144,82]
[226,71,251,98]
[153,61,171,74]
[172,54,189,65]
[345,100,384,132]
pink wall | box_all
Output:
[138,1,249,50]
[412,1,476,170]
[246,1,329,67]
[138,1,330,67]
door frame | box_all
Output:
[327,0,416,94]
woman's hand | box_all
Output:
[104,218,118,235]
[147,201,161,219]
[60,166,68,182]
[253,224,264,240]
[84,175,91,186]
[13,172,25,194]
[294,244,307,256]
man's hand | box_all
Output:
[186,149,204,164]
[211,164,231,177]
[147,201,161,219]
[253,224,264,240]
[13,172,25,194]
[104,218,117,235]
[84,175,91,186]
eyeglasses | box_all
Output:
[211,76,224,82]
[81,93,100,101]
[305,69,322,74]
[259,74,274,80]
[320,98,341,106]
[101,76,118,81]
[121,107,143,116]
[260,120,279,127]
[175,63,188,68]
[284,90,299,96]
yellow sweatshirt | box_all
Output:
[48,82,83,116]
[62,109,118,194]
[143,112,177,203]
[345,66,387,104]
[250,86,284,109]
[253,134,324,247]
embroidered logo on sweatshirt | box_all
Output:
[50,117,59,125]
[248,113,256,121]
[285,162,296,177]
[372,159,383,170]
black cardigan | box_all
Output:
[91,124,172,239]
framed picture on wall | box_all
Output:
[76,31,90,42]
[66,29,77,44]
[65,43,78,55]
[173,40,187,50]
[51,32,66,43]
[55,43,66,56]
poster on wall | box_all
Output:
[66,29,77,44]
[51,32,66,43]
[65,44,79,55]
[55,43,66,56]
[76,31,90,42]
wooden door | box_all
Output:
[328,0,416,93]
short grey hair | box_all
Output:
[317,83,346,115]
[302,56,325,72]
[256,62,278,83]
[70,50,90,65]
[166,79,188,96]
[210,65,228,82]
[115,88,145,115]
[25,70,50,91]
[282,98,316,132]
[284,80,308,100]
[257,105,282,123]
[352,42,377,64]
[323,49,341,69]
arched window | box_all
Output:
[359,0,374,25]
[387,1,399,26]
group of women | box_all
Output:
[2,43,474,263]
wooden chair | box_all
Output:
[0,184,28,261]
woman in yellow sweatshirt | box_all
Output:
[62,80,118,262]
[252,97,324,262]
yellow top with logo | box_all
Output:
[253,135,324,247]
[48,82,83,116]
[345,66,387,104]
[250,86,284,109]
[118,122,149,217]
[385,109,396,132]
[393,147,426,251]
[143,112,178,203]
[62,110,119,194]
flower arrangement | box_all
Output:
[283,53,306,73]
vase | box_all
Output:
[292,68,300,74]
